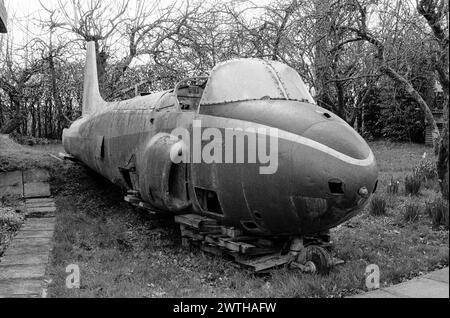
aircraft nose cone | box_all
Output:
[303,121,370,160]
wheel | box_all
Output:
[297,245,333,275]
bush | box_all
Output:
[370,195,387,216]
[413,157,437,181]
[405,174,422,195]
[403,203,421,223]
[0,207,24,231]
[425,198,449,229]
[387,176,400,194]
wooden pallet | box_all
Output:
[122,197,344,273]
[174,214,289,272]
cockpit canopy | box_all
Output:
[158,58,315,113]
[199,59,315,106]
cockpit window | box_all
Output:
[156,92,177,112]
[199,59,315,106]
[268,61,315,103]
[175,77,208,112]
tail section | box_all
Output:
[82,41,105,116]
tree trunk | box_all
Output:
[381,65,441,149]
[1,92,23,134]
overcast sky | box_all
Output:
[2,0,196,64]
[3,0,190,46]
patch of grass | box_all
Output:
[10,131,61,146]
[405,173,422,196]
[0,206,24,231]
[0,134,63,173]
[425,198,449,230]
[0,206,25,255]
[403,202,422,223]
[369,195,387,217]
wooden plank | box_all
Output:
[23,169,50,183]
[26,201,56,208]
[204,234,227,245]
[0,253,50,266]
[14,230,54,239]
[175,214,204,229]
[0,264,47,280]
[9,237,52,248]
[23,183,51,198]
[175,218,287,273]
[175,214,217,229]
[22,218,56,227]
[26,212,55,219]
[3,242,52,256]
[25,198,54,205]
[26,210,56,218]
[21,220,55,228]
[26,206,56,213]
[21,223,55,231]
[229,236,257,242]
[217,237,230,248]
[199,224,222,234]
[0,279,44,297]
[223,240,241,252]
[181,228,204,241]
[221,226,243,239]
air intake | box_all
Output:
[329,180,344,195]
[195,188,223,215]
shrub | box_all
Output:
[0,207,24,231]
[425,198,449,229]
[413,157,437,181]
[387,176,400,194]
[405,174,422,195]
[370,195,387,216]
[403,203,421,223]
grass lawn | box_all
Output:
[1,135,448,297]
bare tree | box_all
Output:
[53,0,198,100]
[334,0,448,197]
[417,0,449,198]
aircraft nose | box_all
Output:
[302,121,370,160]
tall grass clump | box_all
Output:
[369,195,387,216]
[413,156,437,181]
[405,173,422,195]
[403,202,421,223]
[425,198,449,230]
[386,176,400,195]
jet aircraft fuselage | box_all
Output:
[63,42,378,237]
